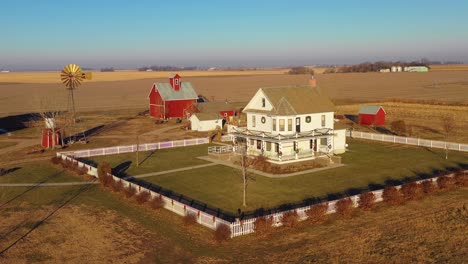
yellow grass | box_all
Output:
[0,69,288,84]
[429,64,468,71]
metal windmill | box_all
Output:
[60,64,92,124]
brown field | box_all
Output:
[429,64,468,71]
[1,70,468,117]
[0,69,289,84]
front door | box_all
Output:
[295,117,300,132]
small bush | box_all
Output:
[437,176,455,190]
[124,185,136,198]
[61,159,72,169]
[0,168,6,176]
[97,162,112,187]
[358,192,376,211]
[51,156,62,165]
[280,210,300,228]
[306,203,328,224]
[422,180,436,194]
[453,172,468,187]
[253,216,274,236]
[183,213,198,226]
[390,120,406,135]
[112,180,124,193]
[150,196,165,210]
[382,186,404,206]
[135,191,151,204]
[77,166,87,176]
[401,182,423,201]
[213,224,231,243]
[335,197,354,218]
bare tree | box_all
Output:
[441,115,455,159]
[235,143,261,208]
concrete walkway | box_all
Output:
[0,162,218,187]
[198,156,345,178]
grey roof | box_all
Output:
[243,86,335,115]
[155,82,198,101]
[358,105,385,115]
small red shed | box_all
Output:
[358,105,386,126]
[148,74,198,119]
[41,128,61,148]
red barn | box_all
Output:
[148,74,198,119]
[358,105,386,126]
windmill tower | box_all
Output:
[60,64,92,143]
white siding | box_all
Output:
[333,129,346,154]
[189,115,222,132]
[243,89,273,111]
[246,112,334,134]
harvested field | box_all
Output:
[1,71,468,117]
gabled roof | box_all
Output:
[191,112,222,121]
[155,82,198,101]
[243,86,335,115]
[195,101,245,113]
[358,105,385,115]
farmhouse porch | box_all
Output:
[230,127,334,163]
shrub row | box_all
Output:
[51,156,90,176]
[251,173,467,236]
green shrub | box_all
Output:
[306,203,328,224]
[358,192,376,211]
[335,197,354,218]
[382,186,404,206]
[280,210,300,228]
[253,216,274,236]
[213,224,231,243]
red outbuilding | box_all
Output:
[358,105,386,126]
[148,74,198,119]
[41,128,61,148]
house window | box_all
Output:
[252,115,256,127]
[320,138,327,146]
[310,139,314,149]
[321,115,326,127]
[250,139,255,146]
[273,119,276,131]
[279,119,285,131]
[257,140,262,150]
[293,141,297,152]
[288,119,292,131]
[275,143,279,152]
[305,116,311,123]
[266,142,271,151]
[262,98,266,107]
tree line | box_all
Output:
[137,65,198,71]
[323,61,430,74]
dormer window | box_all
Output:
[262,98,266,107]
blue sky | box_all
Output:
[1,0,468,70]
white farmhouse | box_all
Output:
[231,86,346,163]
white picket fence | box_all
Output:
[347,130,468,152]
[57,135,466,238]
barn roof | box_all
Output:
[191,112,222,121]
[244,86,335,115]
[155,82,198,101]
[358,105,385,115]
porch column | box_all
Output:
[294,141,298,160]
[261,140,266,155]
[278,142,282,161]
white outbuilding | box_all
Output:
[189,113,224,132]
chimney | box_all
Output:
[309,75,317,88]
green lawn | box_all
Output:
[0,163,82,184]
[140,139,468,213]
[80,143,215,176]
